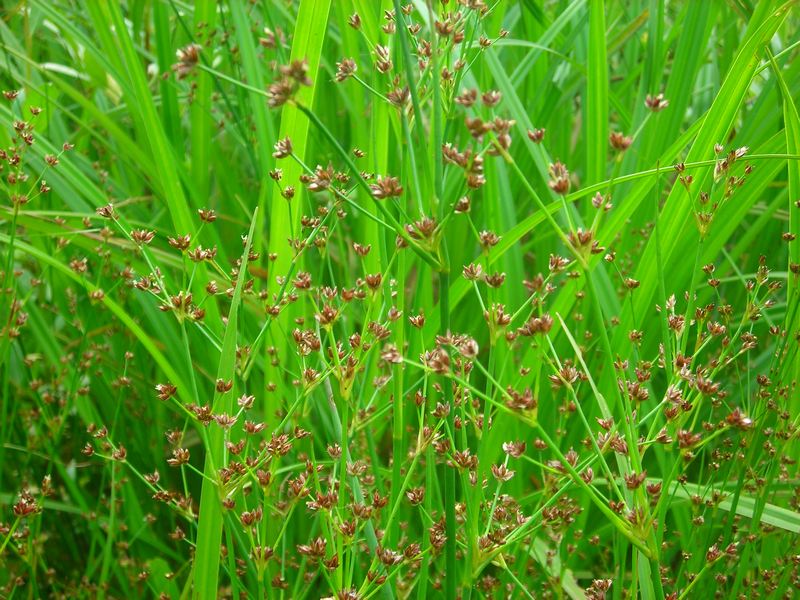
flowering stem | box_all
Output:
[351,74,391,104]
[0,516,20,557]
[439,268,458,600]
[293,103,441,270]
[388,248,406,548]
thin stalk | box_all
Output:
[440,268,457,600]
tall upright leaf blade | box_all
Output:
[772,50,800,395]
[638,1,714,165]
[190,1,219,206]
[86,1,194,235]
[230,0,277,262]
[265,0,332,416]
[587,0,608,184]
[192,211,258,599]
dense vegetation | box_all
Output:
[1,0,799,598]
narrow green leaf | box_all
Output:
[668,481,800,534]
[266,0,331,296]
[192,209,258,599]
[190,1,219,205]
[85,1,194,235]
[771,48,800,393]
[586,0,608,184]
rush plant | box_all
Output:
[1,1,799,599]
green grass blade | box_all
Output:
[265,0,332,296]
[639,1,714,165]
[586,0,608,184]
[192,209,258,598]
[618,0,793,352]
[229,0,277,262]
[189,1,219,206]
[85,1,194,235]
[667,481,800,534]
[771,49,800,396]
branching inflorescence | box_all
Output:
[1,2,799,599]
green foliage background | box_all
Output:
[0,1,799,598]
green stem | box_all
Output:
[0,516,21,557]
[440,268,457,600]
